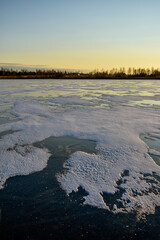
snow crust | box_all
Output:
[0,80,160,216]
[0,145,50,188]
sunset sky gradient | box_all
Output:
[1,0,160,70]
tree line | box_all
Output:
[0,67,160,79]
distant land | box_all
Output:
[0,63,88,73]
[0,67,160,79]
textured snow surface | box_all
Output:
[0,80,160,216]
[0,145,50,188]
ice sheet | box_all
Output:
[0,80,160,217]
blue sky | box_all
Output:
[1,0,160,70]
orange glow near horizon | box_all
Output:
[1,48,160,71]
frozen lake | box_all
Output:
[0,79,160,239]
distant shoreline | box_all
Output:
[1,67,160,79]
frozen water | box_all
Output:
[0,79,160,216]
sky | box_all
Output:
[1,0,160,71]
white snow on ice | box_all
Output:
[0,79,160,216]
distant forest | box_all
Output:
[0,67,160,79]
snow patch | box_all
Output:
[0,145,50,189]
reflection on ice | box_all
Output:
[0,79,160,108]
[140,134,160,166]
